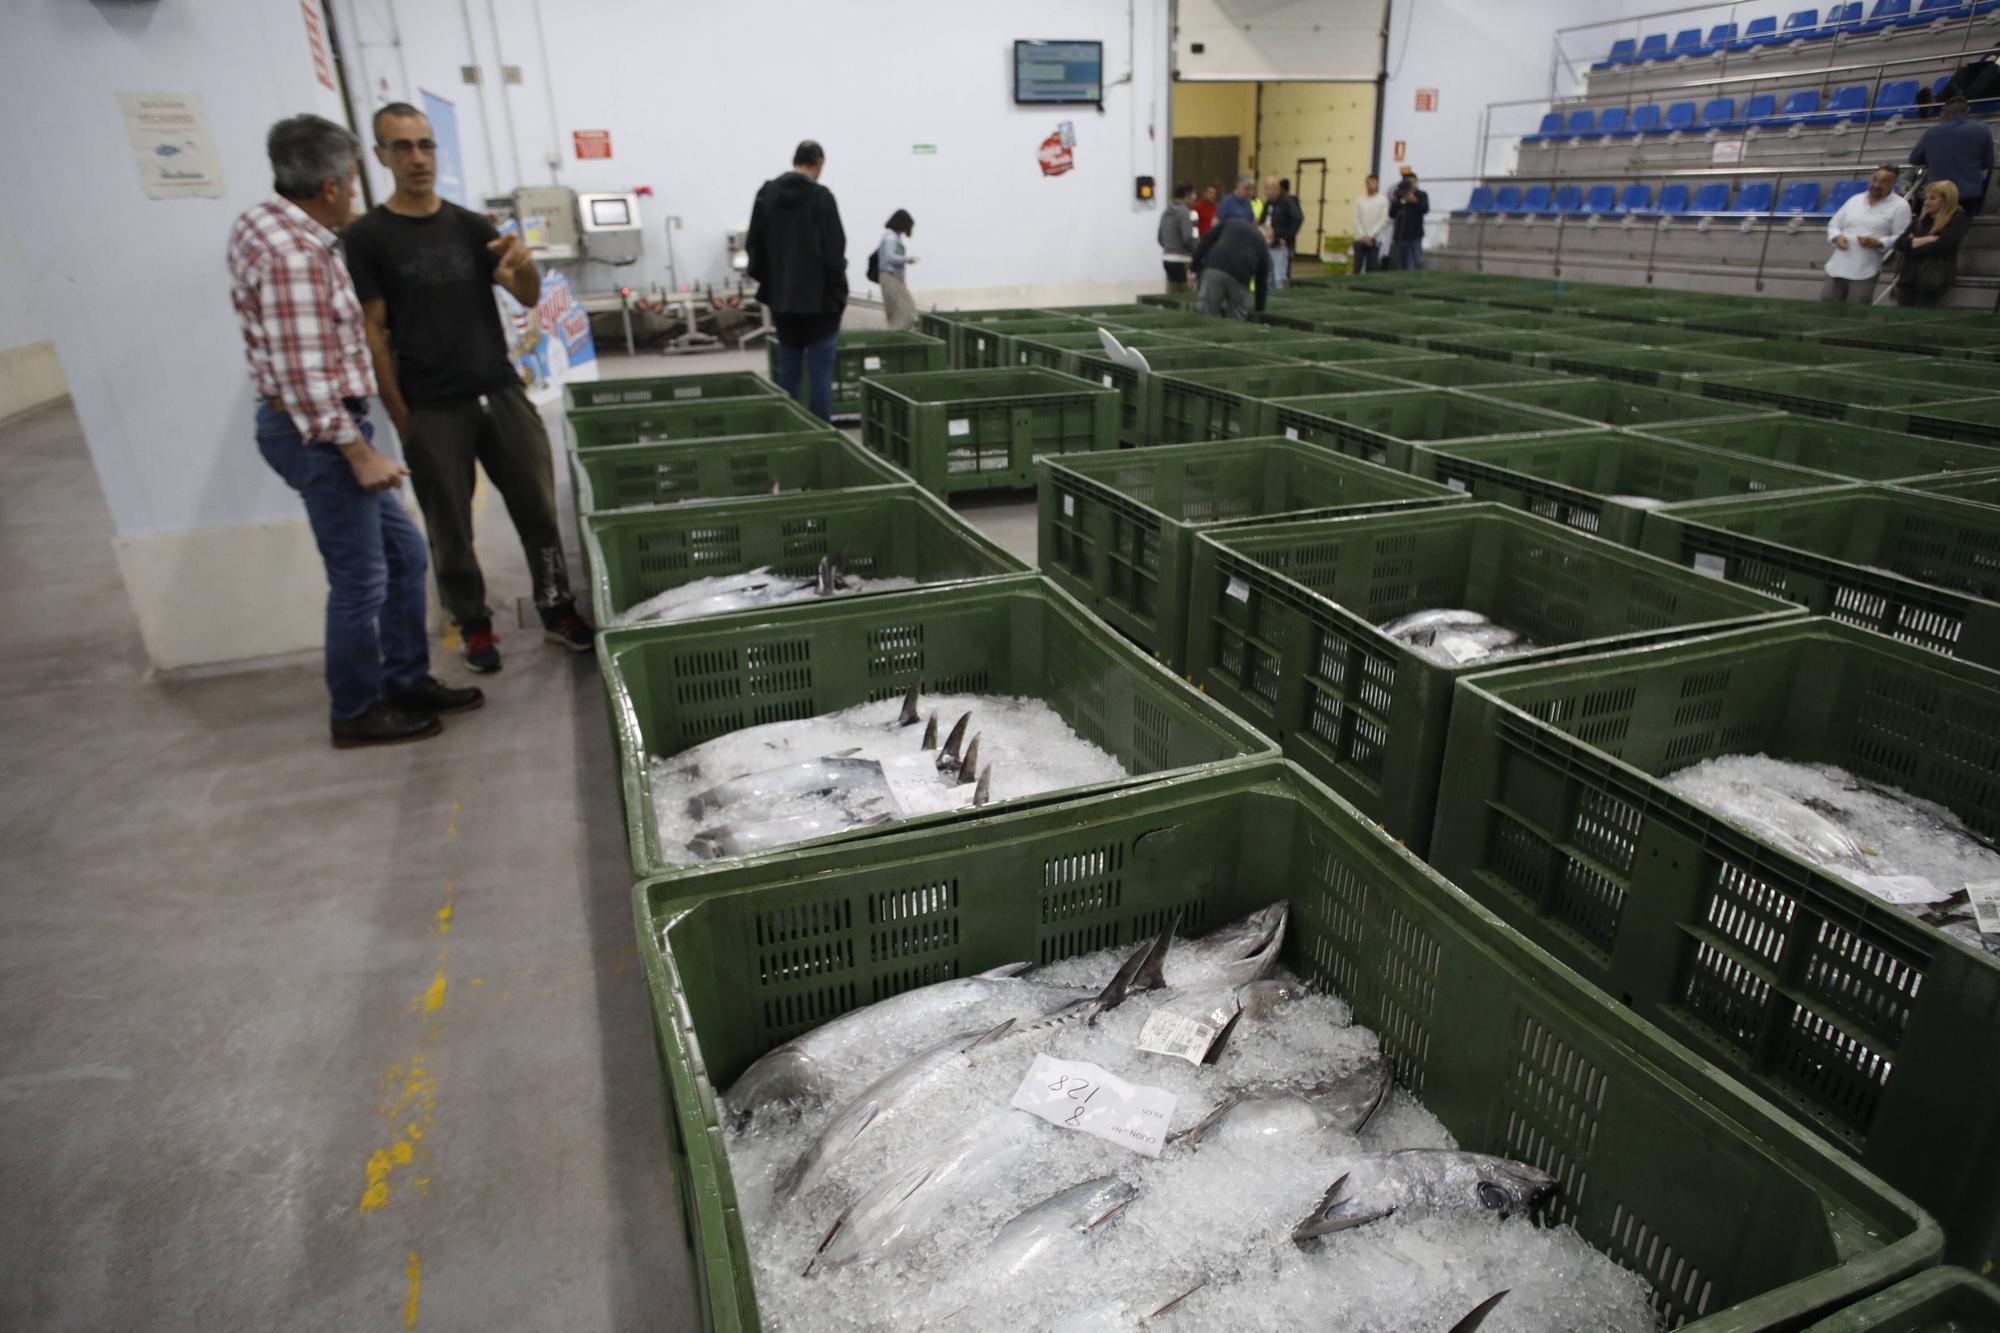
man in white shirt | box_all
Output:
[1822,166,1912,304]
[1352,175,1391,273]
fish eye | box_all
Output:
[1476,1182,1511,1212]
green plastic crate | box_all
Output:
[859,368,1119,498]
[568,431,906,515]
[1892,396,2000,446]
[1356,355,1577,390]
[582,484,1025,630]
[1249,335,1450,366]
[1089,310,1226,334]
[921,307,1057,364]
[1896,469,2000,507]
[1557,324,1722,350]
[639,760,1940,1333]
[1033,302,1167,321]
[1642,417,2000,483]
[761,329,945,416]
[1697,370,1987,426]
[1007,330,1191,374]
[1302,313,1512,346]
[1426,618,2000,1270]
[1475,380,1773,431]
[1070,344,1297,445]
[564,372,781,413]
[1809,323,2000,361]
[1267,388,1595,471]
[959,317,1097,370]
[1702,339,1889,371]
[1635,485,2000,668]
[604,577,1277,877]
[1803,1269,2000,1330]
[568,396,825,451]
[1152,363,1407,445]
[1180,318,1298,344]
[1540,347,1770,391]
[1184,503,1800,852]
[1038,437,1467,667]
[1409,430,1846,546]
[1423,330,1610,365]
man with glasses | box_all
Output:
[344,102,593,676]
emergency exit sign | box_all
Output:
[1415,88,1439,112]
[573,129,612,159]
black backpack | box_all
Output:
[866,247,881,283]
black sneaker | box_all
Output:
[462,619,502,674]
[386,675,486,715]
[542,606,595,653]
[331,701,444,749]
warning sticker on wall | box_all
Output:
[573,129,612,160]
[1415,88,1439,112]
[1038,121,1076,176]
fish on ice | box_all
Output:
[1291,1149,1558,1240]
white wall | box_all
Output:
[332,0,1174,303]
[0,0,356,666]
[0,164,66,419]
[1175,0,1386,82]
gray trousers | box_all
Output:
[403,381,573,630]
[1820,274,1879,304]
[1195,267,1251,320]
[880,273,917,330]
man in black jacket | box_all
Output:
[1192,217,1272,320]
[747,140,848,420]
[1389,173,1430,270]
[1264,177,1305,289]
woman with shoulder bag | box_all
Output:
[874,210,919,330]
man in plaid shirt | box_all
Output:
[229,114,482,748]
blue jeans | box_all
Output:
[256,404,431,721]
[1269,244,1290,289]
[1392,239,1424,270]
[776,329,840,421]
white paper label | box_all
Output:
[1693,552,1728,580]
[1969,881,2000,934]
[1135,1010,1220,1065]
[1009,1054,1176,1157]
[1446,477,1469,493]
[879,752,976,818]
[1439,634,1491,665]
[1225,576,1250,603]
[864,355,883,370]
[948,418,971,437]
[1062,494,1076,517]
[1284,426,1300,441]
[673,386,702,399]
[1102,374,1116,388]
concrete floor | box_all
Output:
[0,344,1036,1330]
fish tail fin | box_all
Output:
[920,712,939,750]
[817,556,835,596]
[1131,912,1181,995]
[1172,1092,1245,1149]
[1445,1291,1509,1333]
[897,681,921,727]
[956,735,981,785]
[1200,1007,1244,1065]
[1148,1280,1207,1320]
[973,765,992,806]
[1354,1054,1395,1135]
[937,711,971,769]
[1290,1172,1356,1243]
[1083,1191,1136,1232]
[966,1017,1017,1051]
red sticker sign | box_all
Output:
[1415,88,1439,112]
[1038,131,1074,176]
[572,129,612,160]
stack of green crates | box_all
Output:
[1426,617,2000,1271]
[564,371,779,413]
[1070,344,1298,445]
[1642,417,2000,483]
[958,317,1097,370]
[1007,329,1189,374]
[568,396,824,451]
[761,329,945,417]
[638,759,1940,1332]
[1470,379,1772,432]
[1696,368,1988,428]
[859,368,1118,498]
[1267,387,1593,470]
[569,432,906,515]
[1037,437,1468,666]
[1183,502,1802,850]
[1152,363,1408,445]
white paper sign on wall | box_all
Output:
[118,92,225,200]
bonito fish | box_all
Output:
[1175,1049,1392,1147]
[1291,1149,1557,1239]
[983,1175,1137,1279]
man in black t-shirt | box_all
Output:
[345,102,592,674]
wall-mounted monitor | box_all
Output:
[1014,40,1103,105]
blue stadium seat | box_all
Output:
[1584,184,1618,214]
[1665,28,1704,58]
[1655,183,1693,215]
[1564,109,1596,136]
[1732,181,1777,213]
[1700,98,1739,131]
[1741,94,1778,126]
[1636,33,1670,60]
[1552,185,1586,214]
[1870,80,1919,120]
[1593,37,1639,69]
[1690,182,1733,212]
[1629,104,1664,134]
[1814,1,1863,34]
[1903,0,1966,23]
[1661,101,1699,133]
[1581,107,1628,138]
[1733,15,1781,45]
[1779,9,1821,41]
[1462,186,1497,215]
[1699,23,1739,52]
[1619,183,1655,213]
[1852,0,1911,33]
[1522,185,1555,213]
[1495,185,1526,214]
[1523,113,1563,144]
[1768,90,1821,125]
[1813,85,1870,124]
[1823,179,1868,212]
[1775,181,1824,213]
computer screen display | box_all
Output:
[1015,40,1103,104]
[588,197,631,227]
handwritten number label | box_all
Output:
[1011,1055,1176,1157]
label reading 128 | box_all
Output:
[1009,1054,1176,1157]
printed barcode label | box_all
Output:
[1062,494,1075,517]
[1225,577,1250,603]
[1284,426,1300,441]
[1446,477,1468,493]
[1969,881,2000,934]
[948,418,971,437]
[1693,553,1727,580]
[1010,1054,1176,1157]
[673,386,701,399]
[1134,1010,1219,1065]
[863,356,882,370]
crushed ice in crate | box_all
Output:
[1379,607,1538,668]
[1667,754,2000,953]
[615,560,919,626]
[715,910,1664,1333]
[648,690,1128,865]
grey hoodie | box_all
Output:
[1158,202,1196,259]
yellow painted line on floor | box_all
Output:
[403,1250,422,1327]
